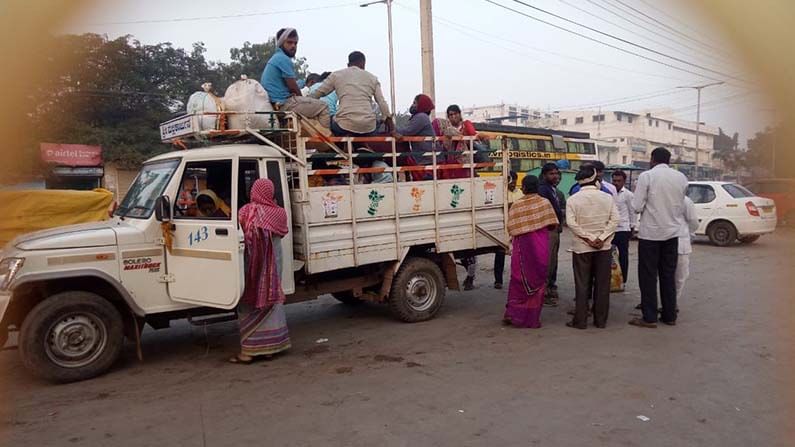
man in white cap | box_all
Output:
[261,28,330,128]
[565,165,620,329]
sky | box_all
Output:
[62,0,772,146]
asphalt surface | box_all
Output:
[1,229,793,446]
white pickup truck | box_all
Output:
[0,112,509,382]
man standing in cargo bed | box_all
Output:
[261,28,330,128]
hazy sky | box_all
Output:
[63,0,772,145]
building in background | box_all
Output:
[462,104,556,127]
[551,110,717,168]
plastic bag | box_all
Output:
[186,84,222,131]
[610,245,624,292]
[223,77,273,129]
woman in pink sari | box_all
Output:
[229,178,291,363]
[504,175,559,328]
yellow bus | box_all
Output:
[474,123,599,177]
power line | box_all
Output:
[635,0,723,48]
[86,3,359,26]
[395,2,695,84]
[483,0,726,82]
[608,0,733,58]
[578,0,735,69]
[502,0,745,82]
[556,88,689,110]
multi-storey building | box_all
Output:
[461,104,555,128]
[553,110,717,167]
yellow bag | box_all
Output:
[610,245,624,292]
[0,188,114,247]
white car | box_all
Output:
[686,181,777,246]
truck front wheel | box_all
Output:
[19,291,124,383]
[388,257,446,322]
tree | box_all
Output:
[746,126,779,175]
[713,127,739,154]
[14,33,312,172]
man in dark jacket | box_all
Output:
[538,162,564,306]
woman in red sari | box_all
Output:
[230,178,291,363]
[504,175,559,328]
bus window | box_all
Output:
[535,140,553,152]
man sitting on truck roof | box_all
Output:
[309,51,394,137]
[261,28,330,128]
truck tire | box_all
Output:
[738,235,760,244]
[19,291,124,383]
[331,291,363,306]
[707,221,737,246]
[388,257,446,322]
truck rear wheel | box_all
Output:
[388,257,446,322]
[19,291,124,383]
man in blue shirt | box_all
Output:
[569,161,617,196]
[261,28,330,128]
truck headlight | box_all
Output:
[0,258,24,291]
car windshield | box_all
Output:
[722,183,755,199]
[116,159,180,219]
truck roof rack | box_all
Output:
[159,111,299,144]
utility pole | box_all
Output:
[420,0,436,107]
[677,81,723,179]
[360,0,396,116]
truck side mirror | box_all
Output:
[155,195,172,222]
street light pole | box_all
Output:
[361,0,396,116]
[677,81,724,179]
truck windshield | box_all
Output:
[116,159,180,219]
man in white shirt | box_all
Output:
[309,51,394,137]
[629,147,688,328]
[565,165,620,329]
[676,197,700,302]
[611,170,636,291]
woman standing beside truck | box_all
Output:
[230,179,291,363]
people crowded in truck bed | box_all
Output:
[260,27,490,186]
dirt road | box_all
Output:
[2,230,793,446]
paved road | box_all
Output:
[2,230,793,446]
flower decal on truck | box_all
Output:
[410,187,425,212]
[367,189,385,216]
[483,181,497,205]
[322,192,344,218]
[450,184,464,208]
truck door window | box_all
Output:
[174,160,233,220]
[238,159,260,208]
[266,160,285,208]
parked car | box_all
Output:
[743,178,795,226]
[686,181,777,246]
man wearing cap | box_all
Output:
[309,51,394,137]
[565,165,620,329]
[261,28,330,128]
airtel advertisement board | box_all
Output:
[40,143,103,167]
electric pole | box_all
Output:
[677,81,723,179]
[420,0,436,108]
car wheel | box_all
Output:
[388,257,446,323]
[19,291,124,383]
[707,221,738,246]
[738,235,760,244]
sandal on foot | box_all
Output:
[228,354,254,364]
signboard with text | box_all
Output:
[40,143,102,167]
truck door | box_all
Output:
[166,157,244,308]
